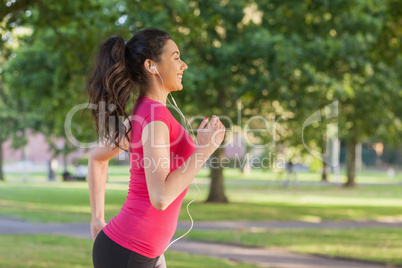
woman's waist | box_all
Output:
[109,203,181,234]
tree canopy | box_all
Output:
[1,0,400,191]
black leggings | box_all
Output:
[93,230,162,268]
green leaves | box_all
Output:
[0,0,400,184]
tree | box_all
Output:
[3,0,399,191]
[0,3,37,180]
[250,0,402,186]
[2,0,128,174]
[160,0,290,202]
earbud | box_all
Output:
[150,66,158,73]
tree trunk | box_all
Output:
[321,135,328,182]
[321,161,328,182]
[345,138,357,187]
[63,149,68,172]
[206,146,228,203]
[0,137,4,181]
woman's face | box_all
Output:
[154,40,188,93]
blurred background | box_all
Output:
[0,0,401,267]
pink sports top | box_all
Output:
[103,96,197,258]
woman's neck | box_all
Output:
[141,84,168,105]
[141,93,166,105]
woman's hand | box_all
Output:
[90,219,107,241]
[197,115,225,154]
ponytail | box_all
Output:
[85,35,133,149]
[84,29,172,150]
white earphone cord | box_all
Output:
[165,180,200,251]
[153,68,201,251]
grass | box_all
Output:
[0,183,124,223]
[1,167,402,266]
[0,234,261,268]
[214,167,402,184]
[1,174,402,223]
[4,166,402,185]
[175,228,402,266]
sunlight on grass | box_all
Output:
[1,169,402,266]
[1,179,402,223]
[180,228,402,266]
[5,166,402,184]
[230,191,402,206]
[0,235,261,268]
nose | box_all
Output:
[182,60,188,71]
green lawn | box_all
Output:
[0,235,260,268]
[176,228,402,266]
[4,166,402,185]
[1,167,401,266]
[1,175,402,223]
[217,168,402,184]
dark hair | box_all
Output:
[84,28,172,149]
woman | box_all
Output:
[86,28,225,268]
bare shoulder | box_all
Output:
[141,120,170,146]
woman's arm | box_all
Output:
[88,121,130,240]
[142,115,225,211]
[88,155,108,240]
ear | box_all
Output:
[144,59,156,74]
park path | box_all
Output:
[176,219,402,230]
[2,217,402,237]
[171,240,393,268]
[1,217,401,268]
